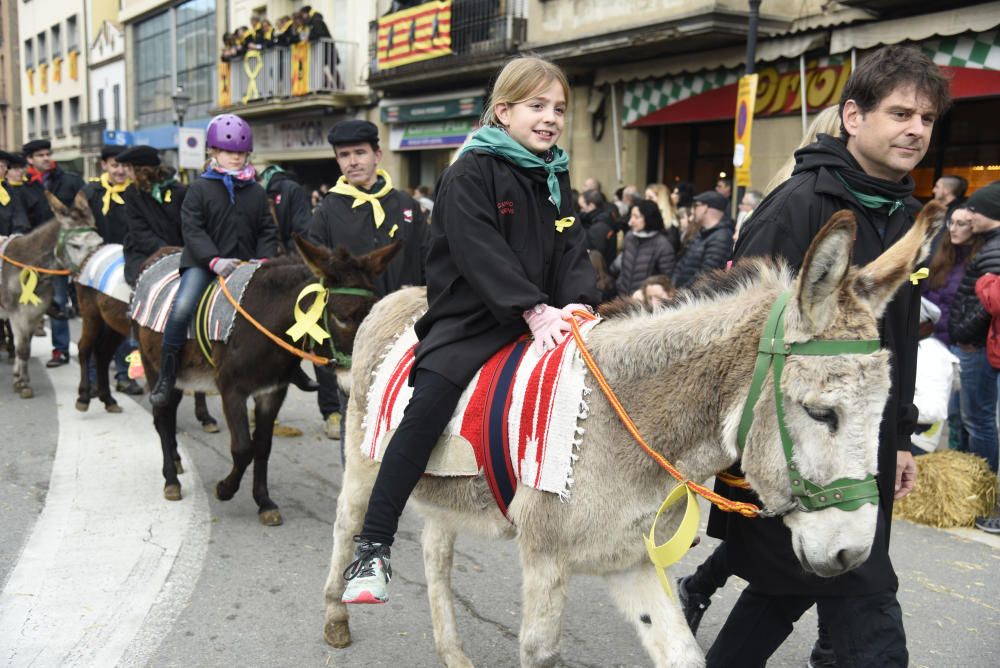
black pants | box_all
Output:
[706,587,907,668]
[687,541,732,597]
[314,362,341,418]
[361,369,464,545]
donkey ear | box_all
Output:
[851,199,946,319]
[45,191,69,217]
[794,210,856,334]
[358,240,401,277]
[72,190,97,227]
[293,233,332,279]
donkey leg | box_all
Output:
[519,550,570,668]
[603,565,704,668]
[153,389,185,501]
[423,519,473,668]
[95,323,122,413]
[194,392,220,433]
[216,388,254,502]
[12,317,33,398]
[250,387,287,526]
[75,313,100,411]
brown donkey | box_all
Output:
[0,193,102,398]
[134,237,398,525]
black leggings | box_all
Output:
[360,369,464,545]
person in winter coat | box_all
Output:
[950,181,1000,474]
[82,145,132,245]
[341,56,600,606]
[148,114,278,408]
[258,166,312,253]
[611,199,676,296]
[0,151,31,236]
[689,46,950,668]
[672,190,734,289]
[23,139,85,208]
[577,189,617,267]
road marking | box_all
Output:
[0,346,210,666]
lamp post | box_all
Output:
[171,86,191,182]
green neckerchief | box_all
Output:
[460,125,569,209]
[260,165,285,192]
[834,172,904,216]
[151,176,179,204]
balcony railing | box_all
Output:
[225,39,357,106]
[369,0,527,79]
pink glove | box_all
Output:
[523,304,572,354]
[560,303,594,324]
[209,257,240,278]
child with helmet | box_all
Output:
[149,113,278,407]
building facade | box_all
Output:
[0,0,23,151]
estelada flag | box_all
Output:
[291,42,311,96]
[377,0,452,70]
[218,62,232,107]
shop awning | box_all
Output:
[830,2,1000,53]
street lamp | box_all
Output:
[171,86,191,128]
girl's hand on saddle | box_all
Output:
[209,257,240,278]
[559,303,595,324]
[523,304,573,354]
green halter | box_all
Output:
[737,291,882,515]
[319,286,376,368]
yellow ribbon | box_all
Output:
[285,283,331,345]
[164,189,172,203]
[909,267,929,285]
[330,169,394,229]
[555,216,575,233]
[0,182,10,206]
[100,172,130,215]
[126,351,145,380]
[243,50,263,103]
[643,484,701,601]
[19,267,41,305]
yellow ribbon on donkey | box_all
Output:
[19,267,41,305]
[643,483,701,601]
[286,283,330,345]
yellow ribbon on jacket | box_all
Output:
[330,169,394,229]
[100,172,131,215]
[909,267,929,285]
[285,283,331,345]
[0,182,10,206]
[643,483,701,601]
[555,216,575,233]
[19,268,41,305]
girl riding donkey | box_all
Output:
[342,56,601,604]
[148,114,278,408]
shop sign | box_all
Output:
[391,118,476,151]
[755,60,853,117]
[382,95,483,123]
[252,114,348,153]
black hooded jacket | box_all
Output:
[579,207,617,267]
[0,183,31,235]
[83,178,131,245]
[17,181,55,229]
[708,134,923,596]
[262,169,312,252]
[672,216,735,288]
[122,180,187,286]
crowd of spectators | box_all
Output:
[221,5,330,61]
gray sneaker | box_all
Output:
[342,538,391,604]
[974,515,1000,534]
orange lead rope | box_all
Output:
[568,311,761,518]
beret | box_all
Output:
[965,181,1000,222]
[22,139,51,155]
[115,145,161,167]
[328,120,379,148]
[100,145,128,161]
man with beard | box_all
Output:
[684,46,950,668]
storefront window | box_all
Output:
[135,12,173,127]
[175,0,215,122]
[913,98,1000,198]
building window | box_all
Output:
[40,105,49,137]
[134,11,173,127]
[175,0,216,122]
[54,100,64,137]
[70,96,80,134]
[37,31,46,63]
[67,15,79,52]
[24,39,34,68]
[28,108,36,139]
[112,85,121,130]
[51,23,61,58]
[98,89,105,121]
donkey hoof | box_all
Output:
[259,509,283,526]
[323,620,352,648]
[201,420,220,434]
[19,387,34,399]
[75,400,90,412]
[164,484,182,501]
[215,482,234,501]
[105,403,123,414]
[173,458,184,475]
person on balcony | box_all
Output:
[274,15,297,46]
[298,5,330,40]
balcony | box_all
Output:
[218,39,366,117]
[368,0,527,94]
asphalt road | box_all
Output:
[0,326,997,667]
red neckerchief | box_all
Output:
[26,164,55,185]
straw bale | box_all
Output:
[893,450,997,528]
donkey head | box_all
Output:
[293,234,400,380]
[742,200,944,577]
[45,191,103,272]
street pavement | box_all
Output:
[0,323,998,667]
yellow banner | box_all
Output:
[377,0,452,70]
[218,61,232,107]
[39,63,48,94]
[52,56,62,83]
[732,74,759,188]
[291,42,311,96]
[69,51,79,81]
[26,68,34,95]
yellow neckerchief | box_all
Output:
[277,18,293,32]
[100,172,131,215]
[0,181,9,206]
[331,169,394,229]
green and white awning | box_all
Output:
[922,29,1000,70]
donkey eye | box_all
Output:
[804,405,839,432]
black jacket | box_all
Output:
[309,179,427,298]
[710,134,922,596]
[672,217,734,288]
[122,182,187,286]
[414,151,600,387]
[0,183,31,235]
[179,176,278,272]
[950,227,1000,345]
[307,12,331,39]
[83,179,130,245]
[263,170,312,252]
[613,231,676,296]
[35,166,85,207]
[580,207,617,267]
[17,181,55,229]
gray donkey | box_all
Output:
[324,202,944,667]
[0,192,102,398]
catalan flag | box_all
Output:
[376,0,452,70]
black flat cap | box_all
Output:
[0,150,15,165]
[22,139,51,156]
[328,120,379,149]
[100,145,128,161]
[966,181,1000,222]
[2,152,27,168]
[693,190,728,212]
[115,145,161,167]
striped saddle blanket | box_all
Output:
[77,244,132,304]
[129,253,260,342]
[361,317,600,517]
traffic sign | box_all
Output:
[102,130,134,146]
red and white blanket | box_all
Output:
[361,316,600,502]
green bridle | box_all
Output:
[55,226,101,274]
[319,286,376,368]
[736,291,882,516]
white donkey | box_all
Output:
[324,202,944,667]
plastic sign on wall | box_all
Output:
[376,0,452,70]
[733,74,758,188]
[178,128,206,170]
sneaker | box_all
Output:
[324,413,342,440]
[342,537,391,604]
[46,350,70,367]
[116,378,145,395]
[808,638,836,668]
[974,515,1000,534]
[676,575,711,635]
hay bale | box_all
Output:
[894,450,997,528]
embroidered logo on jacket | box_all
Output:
[497,200,515,215]
[403,208,413,223]
[275,194,282,205]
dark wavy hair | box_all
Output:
[631,199,665,232]
[132,165,175,193]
